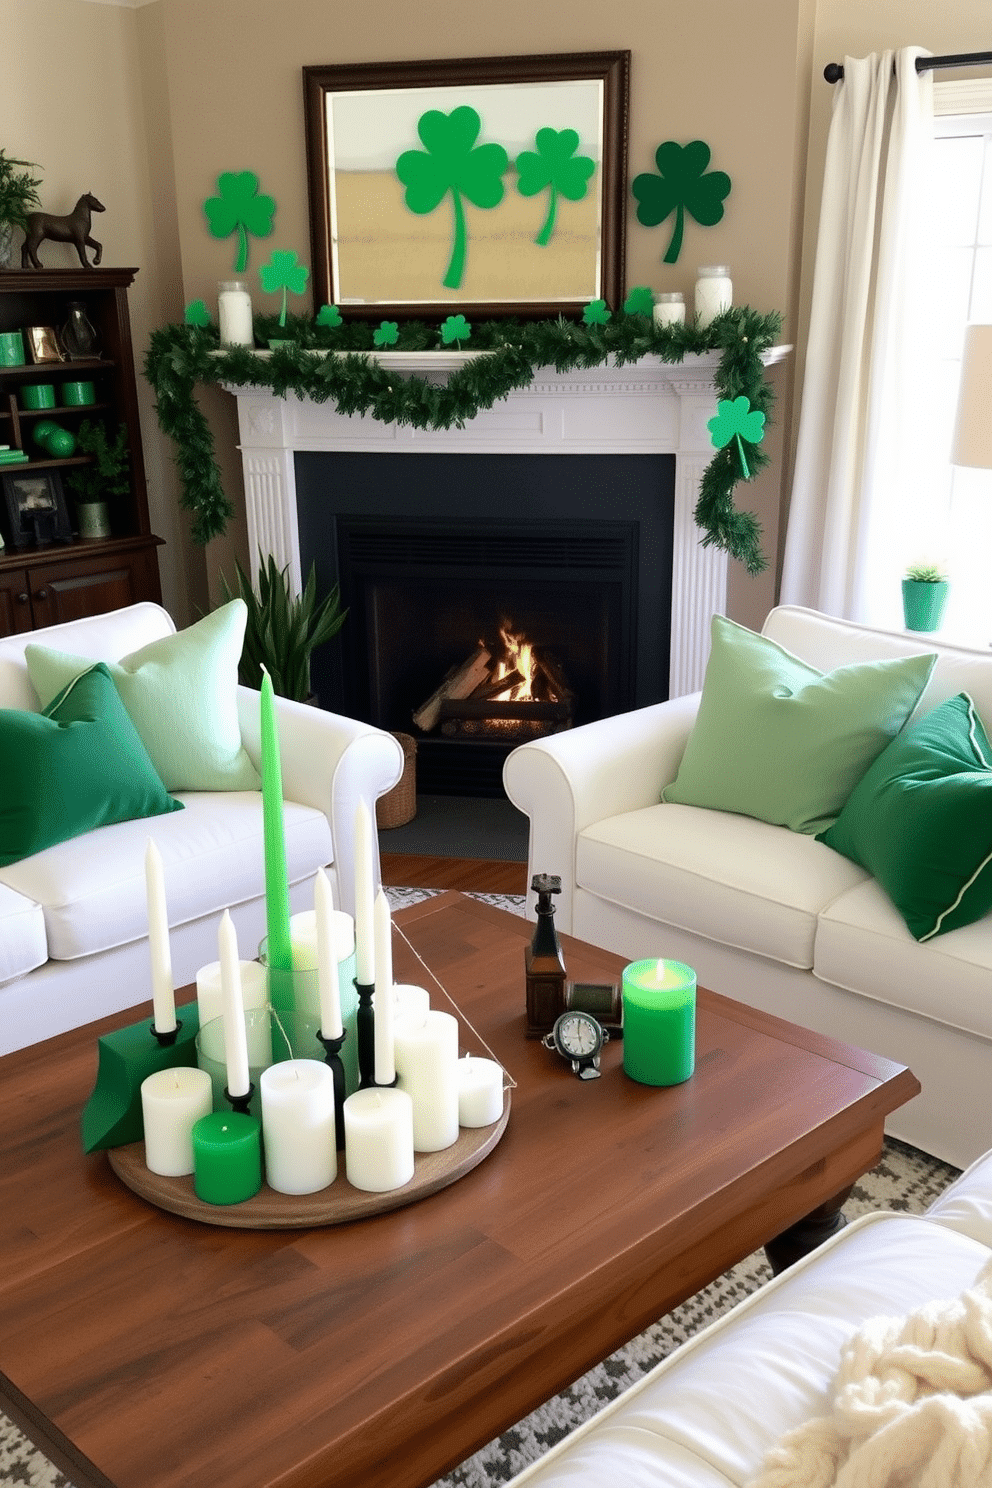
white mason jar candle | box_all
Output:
[394,1009,460,1152]
[652,292,686,328]
[141,1066,213,1177]
[456,1055,504,1128]
[218,280,254,347]
[694,265,732,327]
[260,1058,337,1194]
[343,1087,415,1192]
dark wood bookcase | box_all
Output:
[0,267,162,635]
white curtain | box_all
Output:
[781,49,935,624]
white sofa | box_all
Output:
[504,605,992,1170]
[504,1146,992,1488]
[0,603,403,1054]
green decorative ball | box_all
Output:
[44,427,76,458]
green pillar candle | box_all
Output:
[260,670,293,972]
[191,1111,262,1204]
[622,959,696,1087]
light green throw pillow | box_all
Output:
[661,615,937,835]
[26,601,260,793]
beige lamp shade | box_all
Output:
[952,324,992,470]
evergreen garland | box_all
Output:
[144,304,782,571]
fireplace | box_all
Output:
[223,352,772,790]
[295,451,672,793]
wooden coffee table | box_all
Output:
[0,891,919,1488]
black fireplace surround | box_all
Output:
[296,451,675,796]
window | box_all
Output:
[917,80,992,640]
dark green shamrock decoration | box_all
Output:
[623,285,654,317]
[316,304,343,328]
[515,128,595,247]
[632,141,732,265]
[582,299,611,326]
[396,107,508,291]
[259,250,309,328]
[184,299,211,327]
[440,314,472,347]
[708,395,765,479]
[373,321,399,347]
[203,171,276,274]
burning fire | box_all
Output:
[490,623,536,701]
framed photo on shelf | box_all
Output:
[303,50,630,321]
[26,326,63,363]
[1,468,72,548]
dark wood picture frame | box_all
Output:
[303,51,630,321]
[1,468,72,548]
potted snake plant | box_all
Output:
[901,561,950,633]
[220,551,348,702]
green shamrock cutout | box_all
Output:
[623,286,654,317]
[440,314,472,347]
[184,299,211,327]
[515,128,595,247]
[632,141,731,264]
[396,107,508,290]
[373,321,399,347]
[259,250,310,328]
[316,304,343,327]
[582,299,611,326]
[708,395,765,479]
[203,171,276,274]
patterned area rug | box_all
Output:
[0,889,962,1488]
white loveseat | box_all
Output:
[0,602,403,1054]
[504,1147,992,1488]
[504,605,992,1170]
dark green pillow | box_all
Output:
[817,692,992,941]
[0,663,183,867]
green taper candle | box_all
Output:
[260,670,293,972]
[622,959,696,1086]
[191,1111,262,1204]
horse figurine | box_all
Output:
[21,193,105,270]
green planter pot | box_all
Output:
[902,578,949,632]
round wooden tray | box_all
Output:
[108,1095,510,1229]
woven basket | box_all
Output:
[376,732,417,828]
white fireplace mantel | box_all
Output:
[225,347,788,696]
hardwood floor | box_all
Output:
[380,851,527,895]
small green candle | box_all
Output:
[191,1111,262,1204]
[622,959,696,1086]
[260,670,293,973]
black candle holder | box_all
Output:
[150,1018,183,1048]
[316,1028,348,1150]
[355,979,376,1089]
[224,1083,255,1117]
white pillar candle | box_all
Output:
[392,983,430,1026]
[373,888,395,1084]
[259,1059,337,1194]
[144,838,176,1035]
[289,910,319,971]
[394,1009,460,1152]
[354,800,375,986]
[456,1055,505,1128]
[218,910,250,1099]
[141,1066,213,1176]
[343,1087,415,1192]
[314,869,342,1039]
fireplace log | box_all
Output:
[470,669,525,703]
[412,643,492,732]
[535,649,574,704]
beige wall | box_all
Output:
[6,0,989,639]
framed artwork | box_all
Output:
[303,51,630,320]
[1,468,72,548]
[26,326,63,363]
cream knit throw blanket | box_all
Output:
[750,1256,992,1488]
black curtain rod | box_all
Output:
[824,50,992,84]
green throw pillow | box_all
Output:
[661,615,936,835]
[25,600,260,793]
[818,692,992,941]
[0,663,183,867]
